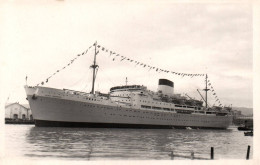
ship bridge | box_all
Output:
[109,85,149,107]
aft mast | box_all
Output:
[90,41,99,94]
[203,74,209,108]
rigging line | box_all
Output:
[80,83,89,92]
[66,55,93,89]
[67,68,91,89]
[80,64,93,92]
[79,78,90,92]
[201,88,216,108]
[98,67,116,87]
[36,43,95,86]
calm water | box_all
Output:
[4,125,253,160]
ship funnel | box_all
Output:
[158,79,174,96]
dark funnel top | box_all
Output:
[158,79,174,87]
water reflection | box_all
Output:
[23,126,242,160]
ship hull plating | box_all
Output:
[34,119,228,129]
[25,86,232,129]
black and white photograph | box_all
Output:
[1,0,259,164]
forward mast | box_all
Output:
[90,42,99,94]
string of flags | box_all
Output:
[94,43,205,78]
[206,76,223,107]
[94,42,226,107]
[35,41,225,107]
[36,43,95,86]
[37,41,213,94]
[37,41,206,87]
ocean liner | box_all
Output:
[25,44,233,129]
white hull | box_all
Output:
[25,86,232,129]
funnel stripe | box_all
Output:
[159,79,174,87]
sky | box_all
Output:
[0,0,255,108]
